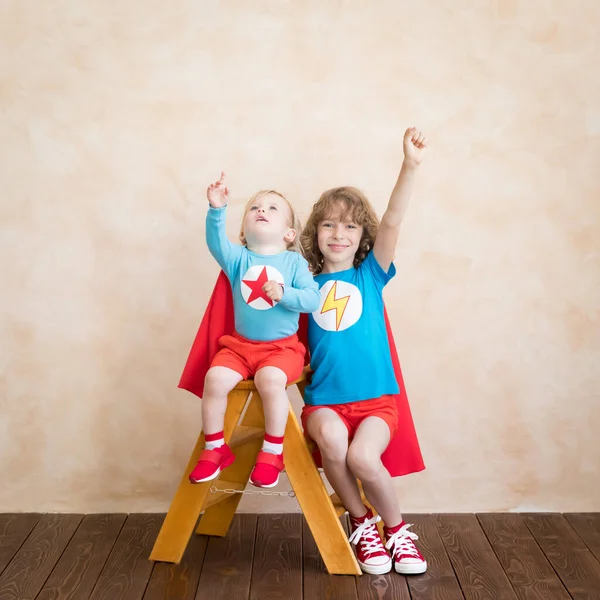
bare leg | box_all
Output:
[201,366,244,435]
[254,366,289,436]
[306,409,367,518]
[347,417,402,527]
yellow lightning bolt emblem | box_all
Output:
[320,282,351,331]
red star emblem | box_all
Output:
[242,266,273,306]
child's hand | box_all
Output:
[207,172,229,208]
[403,128,427,167]
[262,280,284,303]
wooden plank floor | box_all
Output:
[0,513,599,600]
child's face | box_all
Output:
[317,203,363,272]
[242,193,296,249]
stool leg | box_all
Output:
[284,383,361,576]
[149,388,251,563]
[196,392,265,536]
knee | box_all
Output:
[204,368,233,397]
[310,422,348,463]
[346,444,383,482]
[254,368,286,396]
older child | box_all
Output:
[300,129,428,574]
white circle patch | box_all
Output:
[312,280,362,331]
[241,264,285,311]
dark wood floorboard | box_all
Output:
[0,512,599,599]
[435,514,518,600]
[302,517,358,600]
[144,528,208,600]
[0,514,82,600]
[404,514,464,600]
[87,513,163,600]
[522,513,600,600]
[564,513,600,563]
[249,514,302,600]
[0,515,40,577]
[355,569,411,600]
[195,514,256,600]
[36,514,126,600]
[477,513,570,600]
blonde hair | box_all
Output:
[301,186,379,274]
[239,190,303,254]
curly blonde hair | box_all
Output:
[301,186,379,274]
[239,190,303,254]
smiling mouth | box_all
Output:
[328,244,349,251]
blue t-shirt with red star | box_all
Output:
[206,206,320,342]
[304,251,399,405]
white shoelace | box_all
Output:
[385,523,421,558]
[348,515,386,557]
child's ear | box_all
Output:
[284,229,297,243]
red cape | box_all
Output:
[178,270,425,477]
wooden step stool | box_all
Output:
[150,368,363,575]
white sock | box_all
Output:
[262,440,283,455]
[205,437,225,450]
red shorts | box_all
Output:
[301,394,399,440]
[210,331,306,383]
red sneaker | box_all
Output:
[249,451,285,488]
[189,444,235,483]
[349,508,392,575]
[385,522,427,575]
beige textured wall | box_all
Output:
[1,1,599,513]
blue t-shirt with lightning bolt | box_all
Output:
[206,206,320,341]
[304,250,399,405]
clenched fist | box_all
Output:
[262,280,284,303]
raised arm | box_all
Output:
[205,172,242,271]
[373,128,427,272]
